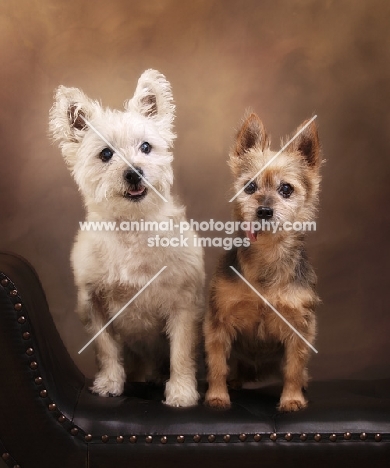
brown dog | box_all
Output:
[204,112,321,412]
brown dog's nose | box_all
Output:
[257,206,273,219]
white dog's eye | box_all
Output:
[100,147,114,162]
[140,142,152,154]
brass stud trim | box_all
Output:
[177,435,185,443]
[48,403,56,411]
[14,303,22,311]
[344,432,352,440]
[375,433,382,442]
[223,434,231,442]
[40,389,47,398]
[26,347,34,356]
[314,433,322,442]
[254,433,262,442]
[238,433,247,442]
[160,436,168,444]
[145,435,153,443]
[1,278,9,286]
[329,434,337,442]
[22,331,31,340]
[117,435,124,443]
[300,433,307,441]
[85,434,93,442]
[13,465,21,468]
[284,433,293,441]
[101,435,109,443]
[29,361,38,370]
[193,434,201,443]
[208,434,216,442]
[10,289,18,296]
[34,376,43,385]
[1,453,10,460]
[129,435,137,443]
[270,433,277,441]
[70,427,79,436]
[58,415,66,423]
[360,433,367,441]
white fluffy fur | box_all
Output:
[49,69,205,407]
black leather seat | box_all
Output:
[1,252,389,468]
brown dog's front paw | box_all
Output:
[278,397,307,412]
[205,392,231,409]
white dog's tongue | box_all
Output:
[128,187,145,196]
[245,230,258,242]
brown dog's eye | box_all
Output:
[278,183,294,198]
[244,181,257,195]
[100,147,113,162]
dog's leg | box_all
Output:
[278,332,312,412]
[204,318,232,409]
[164,309,199,407]
[83,291,126,397]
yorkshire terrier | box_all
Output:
[49,69,204,407]
[204,112,321,411]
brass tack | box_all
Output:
[70,427,79,436]
[40,389,47,398]
[34,376,43,385]
[193,434,201,443]
[300,433,307,441]
[117,435,124,443]
[329,434,337,442]
[14,303,22,311]
[101,435,109,443]
[314,433,322,442]
[13,465,21,468]
[22,331,31,340]
[253,433,262,442]
[160,436,168,444]
[285,433,293,441]
[48,403,56,411]
[26,347,34,356]
[375,433,382,442]
[270,433,277,441]
[129,435,137,443]
[208,434,216,442]
[58,415,66,423]
[17,316,26,324]
[344,432,352,440]
[177,435,185,443]
[29,361,38,370]
[1,278,9,286]
[85,434,93,442]
[1,453,10,460]
[145,435,153,443]
[10,289,18,296]
[360,433,367,441]
[239,433,247,442]
[223,434,231,442]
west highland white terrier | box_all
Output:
[49,69,204,407]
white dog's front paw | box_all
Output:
[164,378,199,407]
[90,370,125,397]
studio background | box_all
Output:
[1,0,389,384]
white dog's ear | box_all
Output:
[49,86,97,145]
[125,69,176,142]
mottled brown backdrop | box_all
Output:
[1,0,389,382]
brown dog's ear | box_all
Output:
[234,112,268,157]
[290,119,321,168]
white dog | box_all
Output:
[49,69,204,407]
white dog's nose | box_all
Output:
[123,167,143,184]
